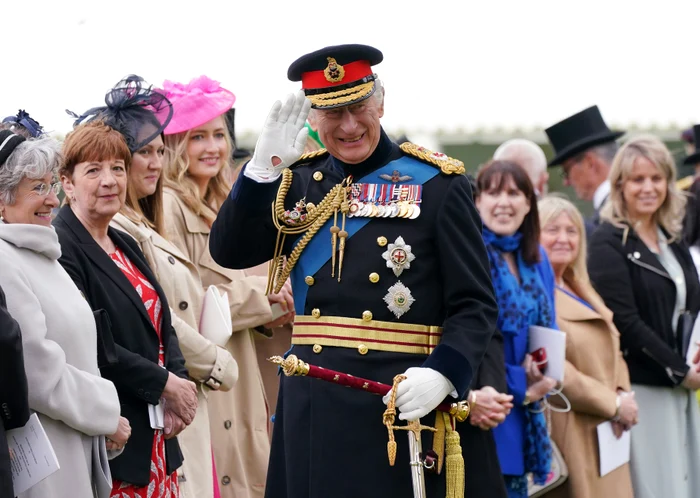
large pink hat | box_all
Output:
[160,76,235,135]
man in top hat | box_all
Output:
[209,44,503,498]
[545,105,624,237]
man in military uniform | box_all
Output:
[210,44,503,498]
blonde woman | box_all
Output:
[160,76,294,498]
[539,195,636,498]
[588,135,700,498]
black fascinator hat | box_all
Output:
[68,75,173,153]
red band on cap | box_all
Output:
[302,60,372,90]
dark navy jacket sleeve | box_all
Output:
[210,167,283,270]
[0,286,30,430]
[422,175,498,397]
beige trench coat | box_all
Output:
[162,188,274,498]
[111,213,238,498]
[245,263,293,419]
[545,287,634,498]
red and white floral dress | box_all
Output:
[109,248,179,498]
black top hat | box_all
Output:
[288,44,383,109]
[545,105,625,167]
[683,125,700,165]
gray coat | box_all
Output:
[0,223,121,498]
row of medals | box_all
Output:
[348,199,421,219]
[347,182,422,219]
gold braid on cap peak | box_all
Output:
[400,142,466,176]
[308,81,376,108]
[290,148,329,168]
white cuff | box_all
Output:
[243,162,281,183]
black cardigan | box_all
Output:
[589,222,700,387]
[53,206,188,486]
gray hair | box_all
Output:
[493,138,547,181]
[588,141,619,165]
[0,137,62,204]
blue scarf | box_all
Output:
[482,227,553,485]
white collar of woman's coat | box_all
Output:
[0,221,61,259]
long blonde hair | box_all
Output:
[538,195,610,316]
[163,122,233,225]
[600,134,686,240]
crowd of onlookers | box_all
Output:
[0,73,699,498]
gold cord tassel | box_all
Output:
[330,209,339,277]
[443,412,465,498]
[383,375,406,466]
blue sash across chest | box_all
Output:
[290,156,439,315]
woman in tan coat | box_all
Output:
[160,76,294,498]
[538,196,638,498]
[91,77,240,498]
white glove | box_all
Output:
[244,90,311,183]
[382,367,457,421]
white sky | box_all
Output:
[4,0,700,142]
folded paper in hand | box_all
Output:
[528,325,567,383]
[200,286,232,347]
[7,413,60,494]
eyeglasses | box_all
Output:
[32,182,62,197]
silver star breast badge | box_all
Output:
[383,281,415,319]
[381,236,416,277]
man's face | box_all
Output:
[308,95,384,164]
[561,152,598,201]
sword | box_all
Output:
[268,355,470,421]
[383,375,438,498]
[269,356,468,498]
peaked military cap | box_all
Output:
[287,44,383,109]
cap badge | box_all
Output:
[324,57,345,83]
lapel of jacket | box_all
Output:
[555,288,603,323]
[622,227,673,282]
[57,206,156,334]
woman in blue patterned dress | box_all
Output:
[474,160,558,497]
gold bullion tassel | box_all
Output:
[443,412,465,498]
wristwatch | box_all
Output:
[523,391,531,406]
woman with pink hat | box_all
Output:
[160,76,295,498]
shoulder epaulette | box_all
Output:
[399,142,465,175]
[676,175,695,191]
[290,148,329,168]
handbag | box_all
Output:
[527,395,569,497]
[677,310,698,360]
[527,439,568,497]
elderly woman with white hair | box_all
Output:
[588,135,700,498]
[0,130,130,498]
